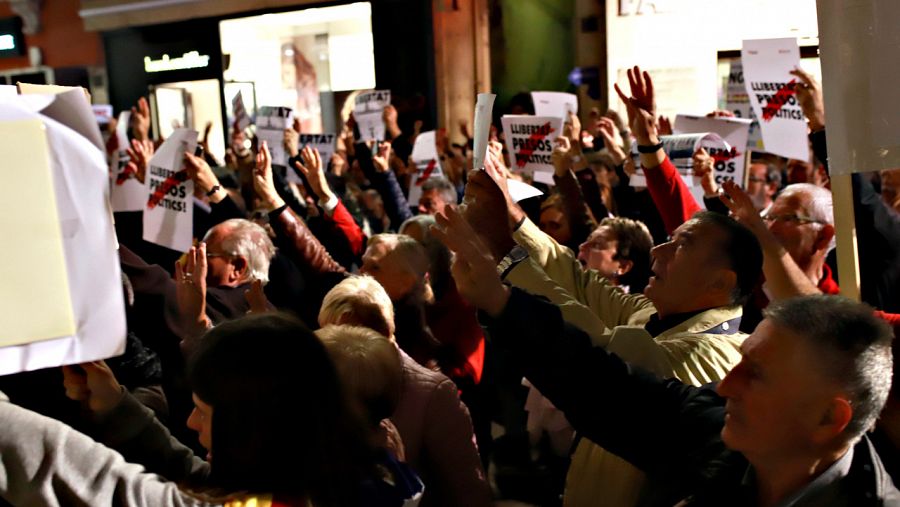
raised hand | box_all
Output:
[460,166,517,263]
[62,361,125,414]
[719,180,767,234]
[565,110,582,146]
[200,121,214,156]
[432,205,510,317]
[174,242,211,336]
[244,279,269,314]
[372,141,392,173]
[183,151,223,201]
[658,115,673,136]
[125,138,154,184]
[551,135,574,178]
[130,97,151,142]
[789,68,825,132]
[614,65,659,146]
[294,145,334,203]
[253,140,286,209]
[284,126,300,158]
[383,104,401,139]
[692,148,719,196]
[596,117,627,165]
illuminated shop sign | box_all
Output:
[144,51,211,73]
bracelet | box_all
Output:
[637,142,664,154]
[206,185,221,197]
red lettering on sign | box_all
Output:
[516,122,555,167]
[147,169,188,209]
[761,79,797,122]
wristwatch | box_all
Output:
[637,141,664,154]
[496,245,529,279]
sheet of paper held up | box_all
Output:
[142,128,198,252]
[257,106,293,167]
[408,130,444,205]
[110,110,146,212]
[354,90,391,142]
[0,119,76,347]
[472,93,496,171]
[628,133,731,187]
[0,96,126,375]
[531,91,578,120]
[674,114,753,187]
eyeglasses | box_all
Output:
[761,213,825,225]
[747,176,766,183]
[206,252,232,260]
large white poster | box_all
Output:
[501,115,564,177]
[142,129,198,252]
[741,38,808,161]
[674,114,752,186]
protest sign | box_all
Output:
[110,110,146,212]
[142,128,197,252]
[725,61,764,152]
[0,119,75,347]
[354,90,391,142]
[741,38,808,161]
[17,82,92,103]
[531,91,578,120]
[472,93,496,171]
[257,106,293,167]
[501,115,564,178]
[628,133,730,188]
[674,114,752,186]
[407,130,444,205]
[0,97,126,374]
[92,104,113,125]
[232,90,252,131]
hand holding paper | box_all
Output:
[372,141,391,173]
[789,68,825,132]
[62,361,124,415]
[460,168,517,263]
[184,151,221,200]
[692,148,719,196]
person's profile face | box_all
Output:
[186,394,214,460]
[578,226,622,279]
[644,219,723,314]
[716,320,828,461]
[360,242,416,301]
[539,207,572,246]
[418,189,447,216]
[203,226,237,287]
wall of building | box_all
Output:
[0,2,102,71]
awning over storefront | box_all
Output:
[79,0,321,31]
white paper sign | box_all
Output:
[507,178,544,202]
[674,115,753,186]
[257,106,293,167]
[0,97,126,375]
[472,93,496,171]
[354,90,391,142]
[628,133,730,187]
[232,90,252,131]
[0,84,17,100]
[299,133,336,165]
[142,128,197,252]
[531,91,578,120]
[501,115,564,176]
[408,130,444,205]
[741,38,808,161]
[725,61,764,152]
[110,111,145,212]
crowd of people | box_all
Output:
[0,57,897,507]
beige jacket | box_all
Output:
[506,218,746,507]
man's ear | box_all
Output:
[232,256,248,278]
[814,397,853,444]
[712,269,737,297]
[815,224,835,251]
[616,259,634,276]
